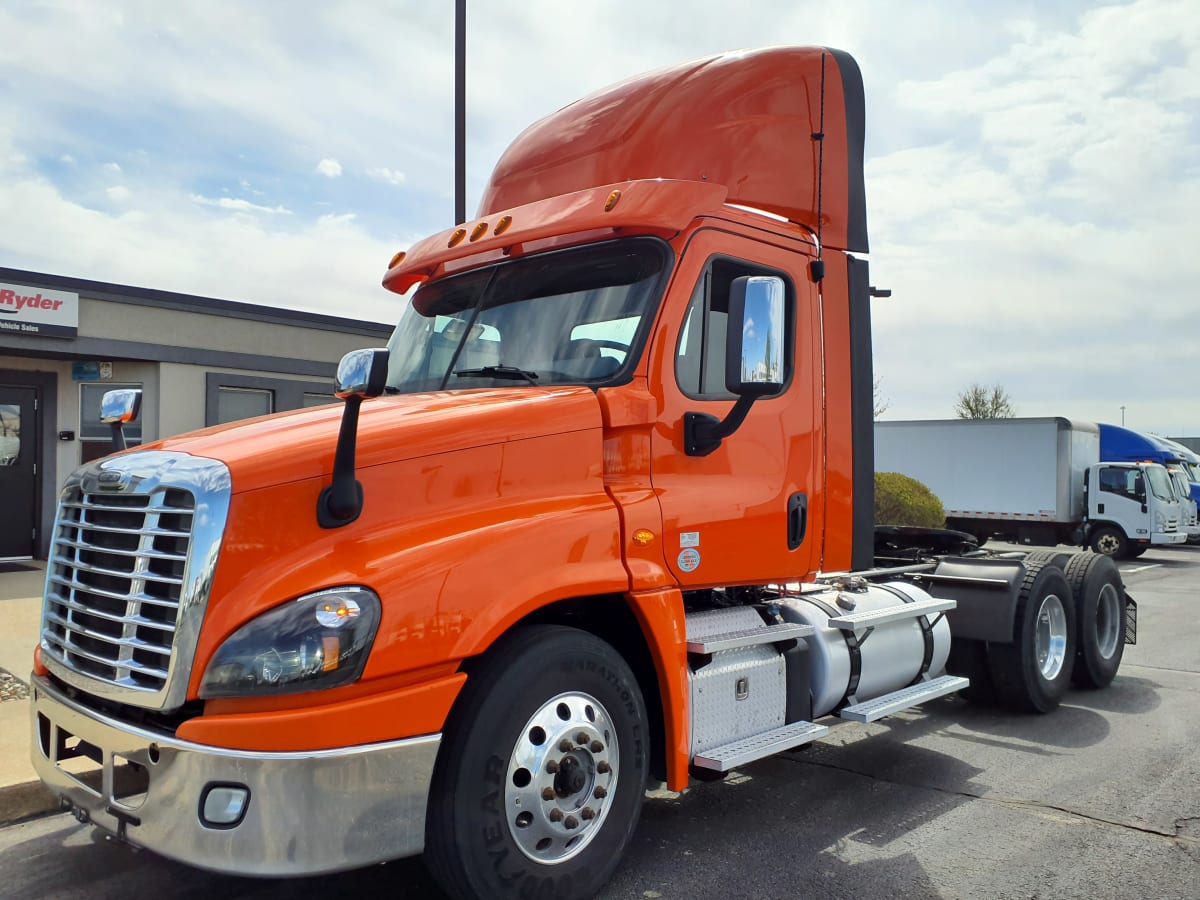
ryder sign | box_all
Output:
[0,282,79,338]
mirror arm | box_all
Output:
[684,395,757,457]
[109,422,127,453]
[318,395,365,527]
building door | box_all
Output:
[0,385,39,559]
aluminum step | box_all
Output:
[686,621,814,655]
[827,597,956,632]
[837,674,970,723]
[691,721,829,772]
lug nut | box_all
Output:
[593,786,608,799]
[581,807,595,820]
[559,739,573,752]
[548,808,564,822]
[541,787,555,801]
[575,732,589,745]
[590,740,603,753]
[564,815,579,830]
[545,759,559,774]
[596,761,611,775]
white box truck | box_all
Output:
[875,417,1186,558]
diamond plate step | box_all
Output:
[686,621,814,655]
[838,674,970,723]
[827,597,956,631]
[692,721,829,772]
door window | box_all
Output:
[0,403,20,465]
[676,257,794,400]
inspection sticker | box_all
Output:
[677,548,701,572]
[680,531,700,548]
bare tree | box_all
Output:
[873,375,889,419]
[954,383,1016,419]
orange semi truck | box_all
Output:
[30,47,1133,899]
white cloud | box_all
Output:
[366,166,406,186]
[106,185,131,202]
[190,194,292,215]
[316,158,342,178]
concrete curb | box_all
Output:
[0,780,60,827]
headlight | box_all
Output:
[199,587,381,698]
[1154,511,1165,531]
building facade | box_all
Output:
[0,268,393,559]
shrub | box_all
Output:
[874,472,945,528]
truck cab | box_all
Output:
[1085,461,1186,556]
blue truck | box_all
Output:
[1099,423,1200,541]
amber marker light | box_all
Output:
[448,228,467,247]
[494,215,513,236]
[604,190,622,211]
[632,529,656,546]
[388,250,407,268]
[469,221,490,242]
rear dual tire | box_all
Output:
[1064,552,1126,689]
[987,562,1076,713]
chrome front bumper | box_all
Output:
[30,675,440,876]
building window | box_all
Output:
[80,382,142,463]
[205,373,335,426]
[216,387,273,424]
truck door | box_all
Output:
[648,230,818,586]
[1092,466,1152,537]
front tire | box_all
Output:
[1064,552,1127,689]
[987,562,1076,713]
[425,625,649,900]
[1089,525,1129,559]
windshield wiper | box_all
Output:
[453,365,540,385]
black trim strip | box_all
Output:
[828,49,868,254]
[847,254,874,571]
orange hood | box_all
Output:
[150,386,604,494]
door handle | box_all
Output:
[788,492,808,550]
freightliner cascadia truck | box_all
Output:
[29,48,1136,900]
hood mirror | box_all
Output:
[319,348,390,528]
[100,389,142,453]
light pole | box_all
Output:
[1120,405,1126,426]
[455,0,466,226]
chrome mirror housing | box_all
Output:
[100,389,143,425]
[335,348,390,399]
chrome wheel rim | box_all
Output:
[1036,593,1068,680]
[505,691,618,865]
[1095,583,1122,659]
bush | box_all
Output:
[875,472,945,528]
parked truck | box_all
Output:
[876,417,1186,558]
[1096,422,1199,541]
[30,48,1137,900]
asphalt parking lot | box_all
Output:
[1,544,1197,899]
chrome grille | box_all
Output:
[39,451,231,711]
[43,488,195,692]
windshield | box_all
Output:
[1170,470,1192,500]
[1145,466,1174,502]
[384,238,669,393]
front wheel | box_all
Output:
[425,625,649,900]
[1089,525,1128,559]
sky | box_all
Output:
[1,0,1197,435]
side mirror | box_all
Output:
[726,275,785,397]
[335,348,390,399]
[684,275,787,456]
[319,349,390,528]
[100,389,142,452]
